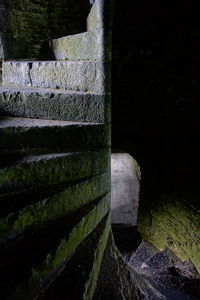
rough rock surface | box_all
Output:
[139,193,200,274]
[0,86,110,123]
[0,117,110,149]
[2,61,111,94]
[52,29,111,61]
[0,149,110,193]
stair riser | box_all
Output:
[52,29,111,62]
[2,61,111,94]
[0,123,111,150]
[0,173,110,240]
[0,149,110,193]
[0,89,111,123]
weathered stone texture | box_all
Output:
[0,34,7,60]
[94,234,141,300]
[139,194,200,273]
[0,0,117,298]
[3,61,111,94]
[87,0,112,31]
[52,29,112,61]
[0,117,111,150]
[111,153,140,226]
[5,0,89,59]
[0,149,110,193]
[83,214,110,299]
[0,86,111,123]
[8,195,110,299]
[0,173,110,241]
[0,33,7,82]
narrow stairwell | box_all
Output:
[0,1,122,299]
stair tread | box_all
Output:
[0,116,101,128]
[128,241,158,269]
[19,152,79,164]
[0,84,94,95]
[141,249,179,272]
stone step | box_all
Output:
[52,28,111,62]
[0,85,110,123]
[128,241,158,270]
[139,249,180,275]
[87,0,112,31]
[34,214,110,300]
[7,195,110,299]
[0,116,110,150]
[2,60,111,94]
[0,172,110,242]
[0,148,110,193]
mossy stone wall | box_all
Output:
[4,0,90,59]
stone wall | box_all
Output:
[112,0,200,274]
[0,1,144,298]
[112,0,200,193]
[4,0,90,59]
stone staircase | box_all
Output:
[128,241,200,300]
[0,1,128,299]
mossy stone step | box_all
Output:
[8,194,110,299]
[33,214,110,300]
[2,60,111,94]
[52,28,111,62]
[0,86,110,123]
[0,172,110,241]
[0,117,110,150]
[0,149,110,193]
[139,194,200,274]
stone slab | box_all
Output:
[52,29,111,62]
[2,61,111,94]
[139,194,200,273]
[10,194,110,299]
[111,153,140,226]
[0,85,111,123]
[0,117,111,150]
[87,0,113,31]
[0,148,110,193]
[0,172,110,240]
[129,241,158,270]
[83,213,110,300]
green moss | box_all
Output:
[11,194,110,299]
[0,149,110,193]
[0,172,110,238]
[83,214,110,300]
[139,194,200,273]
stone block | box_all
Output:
[0,172,110,240]
[87,0,113,31]
[2,60,111,94]
[0,149,110,193]
[0,117,111,150]
[0,86,111,123]
[139,194,200,273]
[83,214,110,299]
[52,29,111,61]
[9,194,110,299]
